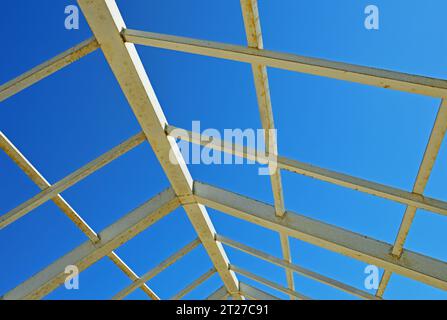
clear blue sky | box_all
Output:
[1,0,447,300]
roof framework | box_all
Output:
[1,0,446,300]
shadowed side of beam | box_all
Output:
[194,181,447,291]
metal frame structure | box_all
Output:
[1,0,446,300]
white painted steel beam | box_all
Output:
[0,38,99,102]
[240,0,293,299]
[77,0,242,299]
[0,132,146,229]
[123,29,447,98]
[240,0,285,217]
[167,125,447,216]
[194,181,447,291]
[1,187,179,300]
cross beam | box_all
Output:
[167,125,447,217]
[123,29,447,98]
[194,181,447,291]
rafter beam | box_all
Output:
[113,238,201,300]
[0,132,146,229]
[0,131,159,300]
[0,37,99,102]
[1,187,179,300]
[231,265,310,300]
[170,268,216,300]
[77,0,242,299]
[167,125,447,216]
[217,234,379,300]
[123,29,447,98]
[377,99,447,297]
[194,181,447,291]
